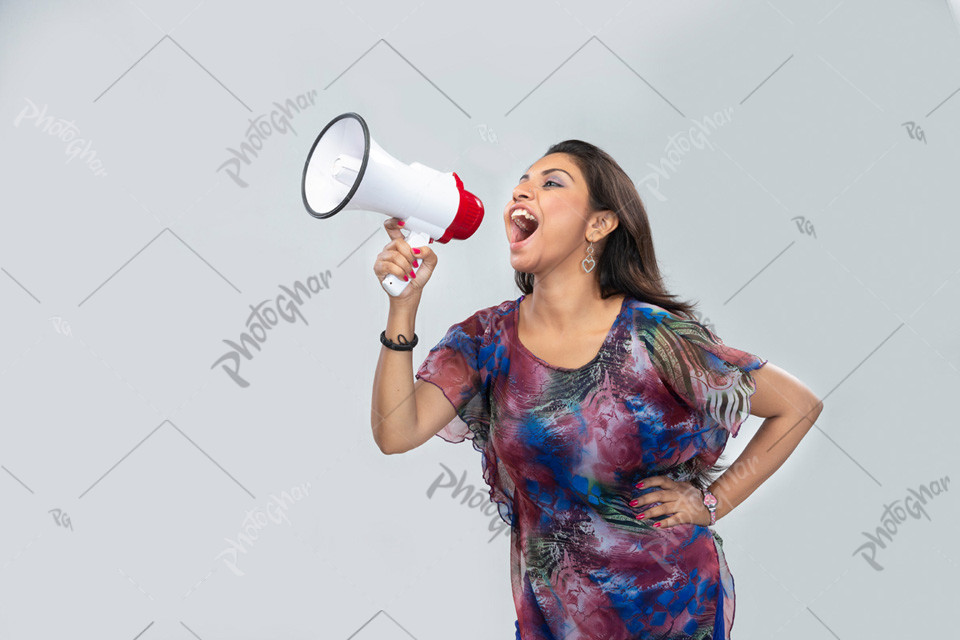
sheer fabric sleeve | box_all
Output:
[638,308,767,438]
[415,307,516,527]
[414,310,491,443]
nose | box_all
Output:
[512,181,532,201]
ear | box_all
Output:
[588,209,619,241]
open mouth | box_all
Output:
[511,210,540,244]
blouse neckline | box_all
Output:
[512,294,630,372]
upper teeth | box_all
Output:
[511,208,537,228]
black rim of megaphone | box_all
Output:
[301,112,370,220]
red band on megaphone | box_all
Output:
[436,173,484,244]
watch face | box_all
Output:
[704,494,718,508]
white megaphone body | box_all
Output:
[301,112,484,296]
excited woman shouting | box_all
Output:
[371,140,821,640]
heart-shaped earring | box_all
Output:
[581,240,596,273]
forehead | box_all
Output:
[524,153,578,175]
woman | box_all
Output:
[371,140,821,640]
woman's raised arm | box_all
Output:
[370,218,457,454]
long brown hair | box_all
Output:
[515,140,734,492]
[514,140,700,321]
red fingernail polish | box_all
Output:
[654,522,661,528]
[403,275,408,281]
[629,499,638,507]
[412,260,418,267]
[637,513,645,519]
[398,220,405,226]
[636,482,644,488]
[410,270,416,279]
[413,248,420,254]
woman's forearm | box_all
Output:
[708,403,821,521]
[371,301,420,454]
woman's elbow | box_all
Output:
[750,363,822,421]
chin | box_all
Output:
[509,255,535,272]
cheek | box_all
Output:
[543,195,583,227]
[539,210,579,243]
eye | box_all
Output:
[544,179,562,187]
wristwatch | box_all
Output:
[701,489,718,526]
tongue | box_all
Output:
[515,221,536,242]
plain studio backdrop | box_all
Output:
[1,1,959,639]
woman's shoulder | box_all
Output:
[624,297,763,373]
[624,296,688,322]
[623,297,724,347]
[625,296,714,330]
[462,297,518,320]
[447,297,519,340]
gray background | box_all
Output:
[2,0,959,638]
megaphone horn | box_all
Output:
[301,112,484,297]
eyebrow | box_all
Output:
[518,168,575,183]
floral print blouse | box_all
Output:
[415,294,767,639]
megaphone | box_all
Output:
[301,112,484,296]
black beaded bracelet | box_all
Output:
[380,330,418,351]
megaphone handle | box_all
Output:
[381,230,433,297]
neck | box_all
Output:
[522,282,624,334]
